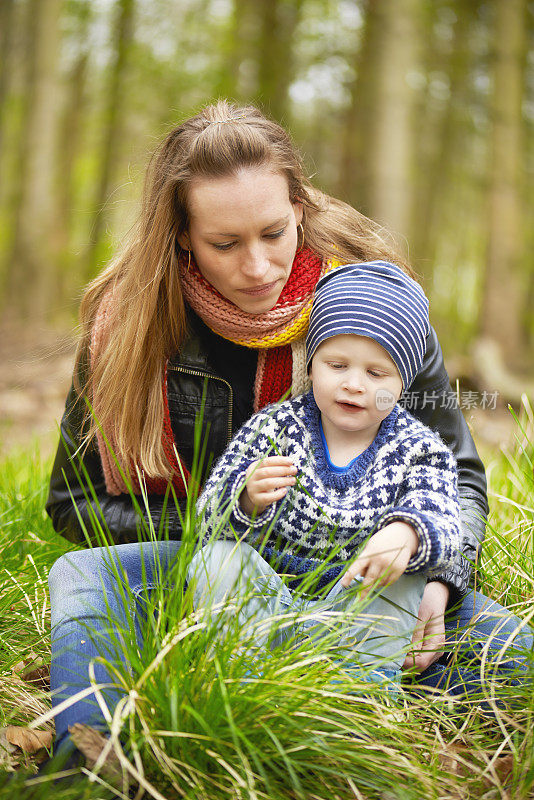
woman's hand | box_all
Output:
[341,522,419,594]
[239,456,297,515]
[402,580,449,671]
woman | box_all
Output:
[46,100,531,759]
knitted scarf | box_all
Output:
[92,247,329,497]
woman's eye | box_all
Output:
[212,241,236,251]
[264,227,286,240]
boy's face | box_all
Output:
[309,334,403,440]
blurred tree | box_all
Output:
[6,0,62,319]
[363,0,422,250]
[214,0,255,102]
[53,0,92,304]
[479,0,527,364]
[337,0,380,213]
[255,0,304,122]
[0,0,530,355]
[84,0,135,280]
[411,1,479,279]
[0,0,16,195]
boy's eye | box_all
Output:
[328,362,345,370]
[368,370,384,378]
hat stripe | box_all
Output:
[306,262,430,389]
[308,302,428,347]
[309,285,428,327]
[308,300,428,354]
[310,315,422,360]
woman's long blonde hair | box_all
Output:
[77,100,413,480]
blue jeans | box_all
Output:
[49,541,533,753]
[49,541,182,752]
[187,541,426,678]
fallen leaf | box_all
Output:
[437,743,472,778]
[69,723,129,788]
[12,651,43,676]
[0,729,18,769]
[21,664,50,690]
[5,726,53,754]
[438,744,516,793]
[11,653,50,690]
[492,754,514,783]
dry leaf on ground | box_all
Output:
[491,754,514,783]
[438,744,516,793]
[4,726,53,754]
[21,665,50,690]
[0,725,52,770]
[0,729,18,769]
[12,651,42,675]
[69,723,129,788]
[438,743,473,778]
[12,653,50,691]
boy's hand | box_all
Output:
[239,456,297,515]
[341,522,419,595]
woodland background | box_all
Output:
[0,0,533,453]
[0,2,534,793]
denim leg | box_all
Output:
[416,589,533,695]
[187,541,294,652]
[303,572,426,674]
[49,540,181,753]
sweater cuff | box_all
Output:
[229,471,278,530]
[375,509,435,573]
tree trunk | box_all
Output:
[84,0,135,280]
[255,0,303,122]
[337,0,383,213]
[53,0,92,307]
[1,0,37,301]
[6,0,62,320]
[410,0,476,279]
[214,0,255,102]
[479,0,526,364]
[0,0,16,196]
[364,0,421,250]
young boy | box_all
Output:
[190,262,460,683]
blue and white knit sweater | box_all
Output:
[197,390,460,591]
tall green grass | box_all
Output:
[0,400,533,800]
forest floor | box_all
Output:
[0,322,76,459]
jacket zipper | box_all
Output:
[167,365,234,443]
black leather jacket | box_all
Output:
[46,316,488,608]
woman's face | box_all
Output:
[179,167,303,314]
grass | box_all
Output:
[0,401,533,799]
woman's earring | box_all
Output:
[297,223,304,252]
[187,250,191,271]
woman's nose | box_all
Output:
[240,243,270,280]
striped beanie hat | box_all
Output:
[306,262,430,389]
